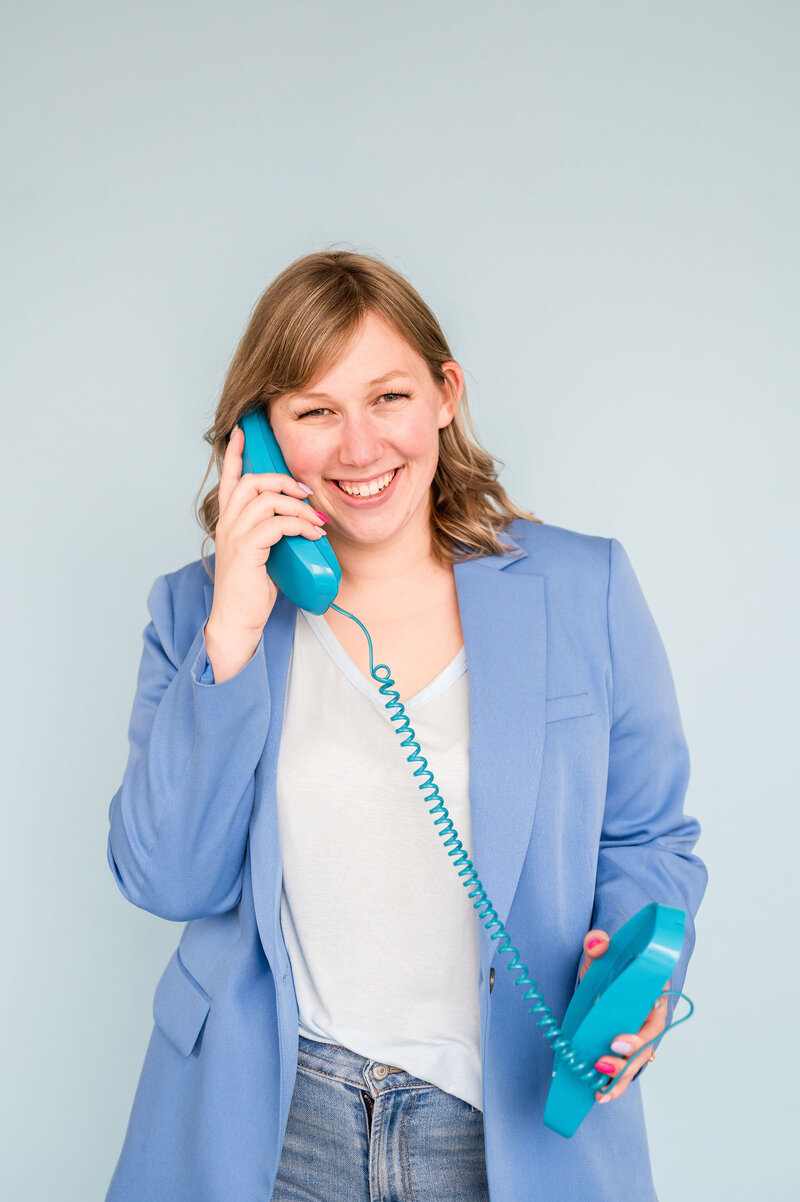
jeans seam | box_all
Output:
[400,1086,419,1201]
[296,1063,363,1089]
[375,1081,385,1199]
[297,1061,436,1097]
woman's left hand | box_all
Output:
[577,929,670,1104]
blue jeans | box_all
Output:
[271,1034,490,1201]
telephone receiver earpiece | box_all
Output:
[238,406,694,1137]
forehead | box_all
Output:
[281,314,426,404]
[316,313,420,383]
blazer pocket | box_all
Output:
[152,947,211,1057]
[545,691,595,723]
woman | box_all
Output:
[106,251,708,1201]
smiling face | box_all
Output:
[269,311,463,558]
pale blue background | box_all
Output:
[1,2,797,1198]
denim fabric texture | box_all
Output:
[271,1035,490,1201]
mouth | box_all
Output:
[328,466,403,506]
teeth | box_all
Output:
[337,468,397,497]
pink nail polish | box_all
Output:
[314,510,329,523]
[595,1061,616,1075]
[587,938,603,950]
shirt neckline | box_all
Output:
[298,608,467,712]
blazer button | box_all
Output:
[489,968,495,993]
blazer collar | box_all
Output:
[201,530,546,973]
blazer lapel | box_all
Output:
[453,539,547,973]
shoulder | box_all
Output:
[502,517,612,582]
[502,520,662,638]
[500,518,620,653]
[159,552,216,602]
[143,554,215,664]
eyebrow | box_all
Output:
[297,370,413,401]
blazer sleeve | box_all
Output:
[106,572,271,921]
[574,537,708,1074]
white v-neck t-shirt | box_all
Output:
[275,606,483,1112]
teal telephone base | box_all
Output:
[236,407,696,1137]
[543,903,687,1136]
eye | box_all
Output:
[295,391,411,419]
[295,406,327,419]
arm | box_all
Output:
[106,572,271,921]
[574,538,709,1074]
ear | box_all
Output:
[437,361,463,429]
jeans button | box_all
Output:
[373,1064,388,1080]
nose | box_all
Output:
[335,414,386,470]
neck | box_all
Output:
[325,513,448,611]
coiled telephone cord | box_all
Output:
[330,602,693,1097]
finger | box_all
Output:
[232,492,328,548]
[595,1038,651,1103]
[251,512,328,547]
[610,990,668,1068]
[594,988,671,1104]
[592,1031,644,1101]
[578,930,609,982]
[219,426,310,522]
[218,425,244,516]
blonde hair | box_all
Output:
[194,249,541,580]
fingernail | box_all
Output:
[595,1061,616,1075]
[313,510,329,523]
[598,1094,611,1103]
[587,938,604,950]
[297,482,314,494]
[611,1039,632,1054]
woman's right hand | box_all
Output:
[208,424,327,637]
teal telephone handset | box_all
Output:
[237,407,694,1137]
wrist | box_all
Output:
[203,616,262,683]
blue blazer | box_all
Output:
[106,518,708,1201]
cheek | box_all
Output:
[281,435,326,479]
[400,416,440,460]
